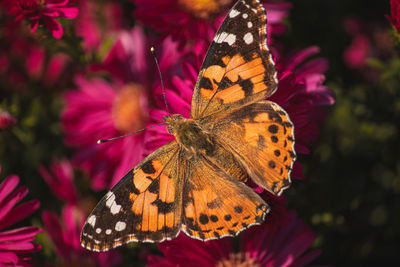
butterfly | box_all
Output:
[80,0,296,252]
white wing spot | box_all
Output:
[244,32,254,44]
[242,13,248,19]
[105,192,115,208]
[88,215,96,227]
[247,21,253,28]
[96,228,102,234]
[225,34,236,46]
[106,229,112,235]
[115,221,126,231]
[214,32,236,46]
[229,9,240,18]
[215,32,228,43]
[110,202,122,215]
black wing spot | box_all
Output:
[199,214,209,225]
[234,206,243,213]
[210,215,219,222]
[268,124,278,134]
[147,179,159,193]
[152,199,174,214]
[142,161,156,174]
[199,77,213,90]
[268,160,276,169]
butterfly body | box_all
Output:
[164,114,215,157]
[81,0,296,252]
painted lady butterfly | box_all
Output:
[81,0,296,251]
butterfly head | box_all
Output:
[163,114,185,135]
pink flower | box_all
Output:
[62,27,191,190]
[147,211,320,267]
[75,0,125,52]
[0,167,42,266]
[0,109,17,130]
[0,35,71,89]
[133,0,291,46]
[387,0,400,33]
[62,28,158,190]
[42,205,122,267]
[38,159,79,205]
[2,0,79,39]
[342,17,371,69]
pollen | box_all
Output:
[178,0,233,19]
[112,83,147,133]
[215,252,260,267]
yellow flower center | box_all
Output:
[112,83,147,133]
[216,253,260,267]
[178,0,233,19]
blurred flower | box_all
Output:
[0,109,17,130]
[147,211,320,267]
[0,167,42,266]
[133,0,291,46]
[0,35,71,89]
[62,28,154,191]
[62,27,190,190]
[386,0,400,33]
[343,17,371,69]
[62,76,148,191]
[2,0,79,39]
[145,45,334,180]
[75,0,125,52]
[38,159,79,205]
[42,205,122,267]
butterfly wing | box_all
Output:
[80,141,185,251]
[181,154,269,240]
[190,0,277,119]
[204,100,296,196]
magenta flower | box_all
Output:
[75,0,125,52]
[38,159,79,205]
[2,0,79,39]
[342,17,371,69]
[147,211,320,267]
[0,109,17,130]
[42,205,122,267]
[387,0,400,33]
[133,0,291,46]
[0,35,71,89]
[0,167,42,266]
[62,28,189,190]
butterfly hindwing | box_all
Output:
[190,0,277,119]
[80,141,184,251]
[204,100,296,195]
[181,155,269,240]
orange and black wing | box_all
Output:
[205,100,296,195]
[181,154,269,240]
[190,0,277,119]
[80,141,185,251]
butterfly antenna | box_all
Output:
[97,123,166,144]
[151,47,170,116]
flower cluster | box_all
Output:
[0,167,42,266]
[0,0,336,265]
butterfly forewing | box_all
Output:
[81,141,184,251]
[190,0,277,119]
